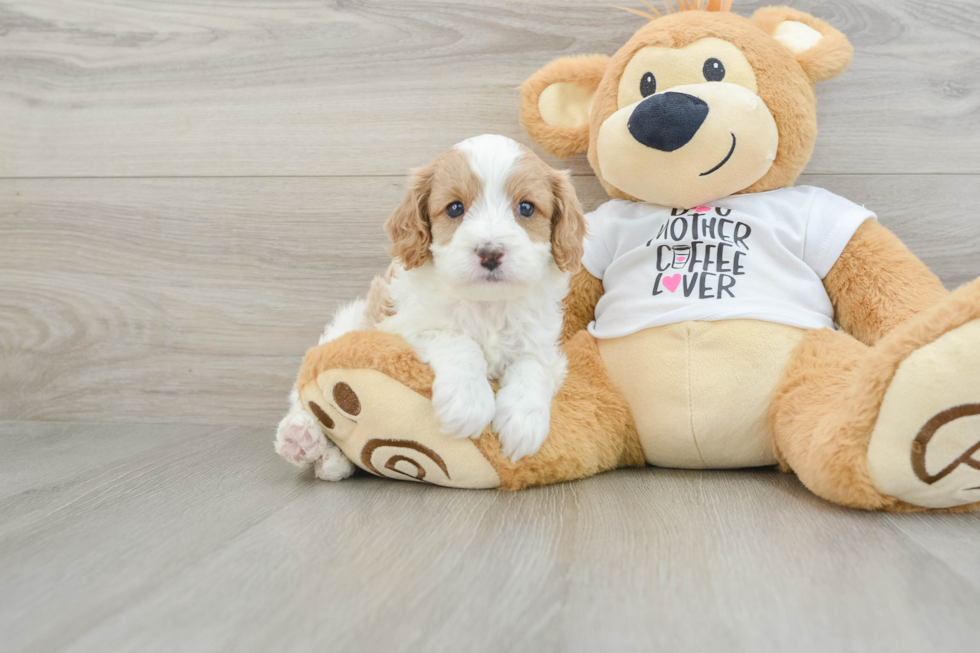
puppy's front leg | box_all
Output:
[413,332,495,440]
[493,356,566,461]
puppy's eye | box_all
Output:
[640,72,657,98]
[446,201,465,218]
[703,58,725,82]
[518,201,535,218]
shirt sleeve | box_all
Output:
[802,187,877,279]
[580,202,614,279]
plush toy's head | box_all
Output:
[520,1,853,209]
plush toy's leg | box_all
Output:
[771,279,980,512]
[294,329,644,490]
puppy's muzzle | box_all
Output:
[628,92,709,152]
[477,244,504,271]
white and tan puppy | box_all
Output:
[276,134,587,480]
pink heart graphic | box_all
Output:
[693,205,712,213]
[662,274,682,293]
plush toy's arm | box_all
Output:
[824,219,948,346]
[561,267,604,343]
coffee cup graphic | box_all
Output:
[671,245,691,269]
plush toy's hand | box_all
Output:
[431,371,496,440]
[824,220,948,345]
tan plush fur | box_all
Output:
[771,278,980,512]
[298,330,435,399]
[520,55,610,158]
[824,220,949,346]
[521,7,853,202]
[561,268,604,343]
[751,6,854,83]
[588,11,822,201]
[515,3,979,510]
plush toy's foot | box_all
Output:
[292,330,643,490]
[773,278,980,511]
[274,410,355,481]
[866,318,980,509]
[298,367,502,489]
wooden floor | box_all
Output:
[2,1,979,651]
[2,420,979,653]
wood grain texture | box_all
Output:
[1,0,978,177]
[3,3,980,651]
[2,175,979,426]
[1,420,978,653]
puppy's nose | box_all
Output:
[477,244,504,271]
[628,92,709,152]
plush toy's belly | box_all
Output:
[597,320,805,469]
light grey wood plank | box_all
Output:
[0,421,310,653]
[1,421,978,653]
[2,175,978,426]
[1,0,977,178]
[0,420,205,501]
[883,512,980,590]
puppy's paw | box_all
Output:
[275,411,328,466]
[314,443,357,481]
[493,387,551,462]
[432,374,495,440]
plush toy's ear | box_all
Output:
[752,6,854,83]
[520,55,609,158]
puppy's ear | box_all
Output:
[521,55,609,158]
[752,7,854,83]
[549,171,587,273]
[385,166,434,270]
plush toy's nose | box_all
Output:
[628,92,709,152]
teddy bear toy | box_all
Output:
[286,1,980,511]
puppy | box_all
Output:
[275,134,586,480]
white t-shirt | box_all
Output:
[582,186,875,339]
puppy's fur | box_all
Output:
[275,134,587,479]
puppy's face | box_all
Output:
[386,134,586,299]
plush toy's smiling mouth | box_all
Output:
[700,133,737,177]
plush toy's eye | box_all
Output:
[518,201,535,218]
[640,72,657,98]
[703,58,726,82]
[446,201,465,218]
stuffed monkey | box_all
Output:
[288,2,980,511]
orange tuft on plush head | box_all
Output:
[520,2,853,209]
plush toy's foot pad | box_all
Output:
[868,320,980,508]
[298,368,501,489]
